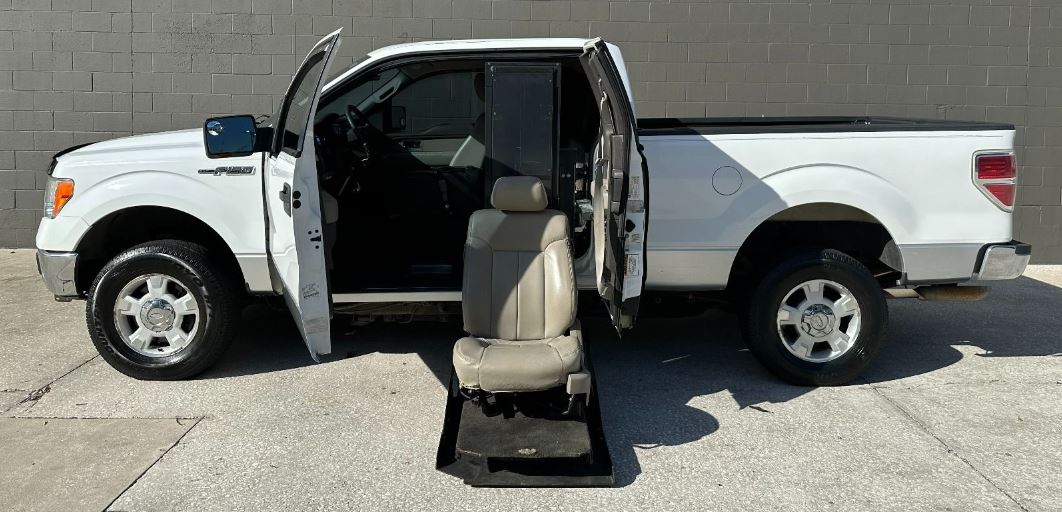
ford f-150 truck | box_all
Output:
[35,36,1030,385]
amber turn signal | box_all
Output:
[44,178,75,219]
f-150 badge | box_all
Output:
[197,166,255,176]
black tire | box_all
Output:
[742,249,888,386]
[86,240,240,380]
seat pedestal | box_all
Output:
[435,371,613,487]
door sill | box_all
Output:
[332,291,462,303]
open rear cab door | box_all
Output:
[262,30,342,361]
[579,38,649,330]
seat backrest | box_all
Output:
[463,176,576,341]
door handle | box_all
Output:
[279,183,292,216]
[402,139,421,149]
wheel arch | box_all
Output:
[74,206,246,296]
[728,202,904,290]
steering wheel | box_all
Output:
[345,104,373,165]
[345,104,370,129]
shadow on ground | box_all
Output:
[197,275,1062,485]
[201,304,461,383]
[864,275,1062,383]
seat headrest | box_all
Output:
[490,176,548,212]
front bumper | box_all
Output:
[36,250,80,299]
[973,241,1031,280]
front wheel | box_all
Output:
[86,240,240,380]
[742,249,888,386]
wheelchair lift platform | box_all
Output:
[435,375,614,487]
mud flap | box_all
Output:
[435,364,614,487]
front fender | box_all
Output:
[56,169,264,256]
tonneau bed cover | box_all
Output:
[637,116,1015,136]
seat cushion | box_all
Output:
[453,330,582,392]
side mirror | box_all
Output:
[387,105,406,133]
[204,115,257,158]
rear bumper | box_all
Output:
[36,250,80,299]
[973,241,1031,281]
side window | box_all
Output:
[276,52,327,156]
[386,71,482,137]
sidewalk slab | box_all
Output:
[0,250,95,395]
[876,382,1062,512]
[0,417,195,512]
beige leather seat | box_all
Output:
[453,176,584,392]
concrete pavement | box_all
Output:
[1,249,1059,511]
[0,417,196,512]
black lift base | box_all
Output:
[435,376,614,487]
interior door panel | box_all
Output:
[399,136,469,167]
[579,39,648,330]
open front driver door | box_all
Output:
[579,38,649,330]
[264,30,341,361]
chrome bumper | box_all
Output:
[974,242,1031,281]
[36,250,79,299]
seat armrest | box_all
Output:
[566,372,591,395]
[565,320,589,396]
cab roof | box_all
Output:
[325,38,593,91]
[367,38,592,59]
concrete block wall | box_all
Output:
[1,0,1060,262]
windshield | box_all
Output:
[263,54,372,128]
[316,68,403,121]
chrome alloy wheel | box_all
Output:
[112,273,200,358]
[775,279,861,363]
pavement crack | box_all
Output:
[863,378,1030,512]
[18,384,51,404]
[3,355,99,415]
[105,416,204,512]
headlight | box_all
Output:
[44,176,75,219]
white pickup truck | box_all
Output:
[36,36,1030,385]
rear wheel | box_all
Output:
[742,249,888,386]
[86,240,240,380]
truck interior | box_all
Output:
[220,37,643,486]
[312,55,600,294]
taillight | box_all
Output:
[974,152,1015,210]
[44,177,75,218]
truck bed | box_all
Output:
[637,116,1015,136]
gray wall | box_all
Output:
[1,0,1060,262]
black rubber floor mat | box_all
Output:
[435,374,614,487]
[455,399,591,458]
